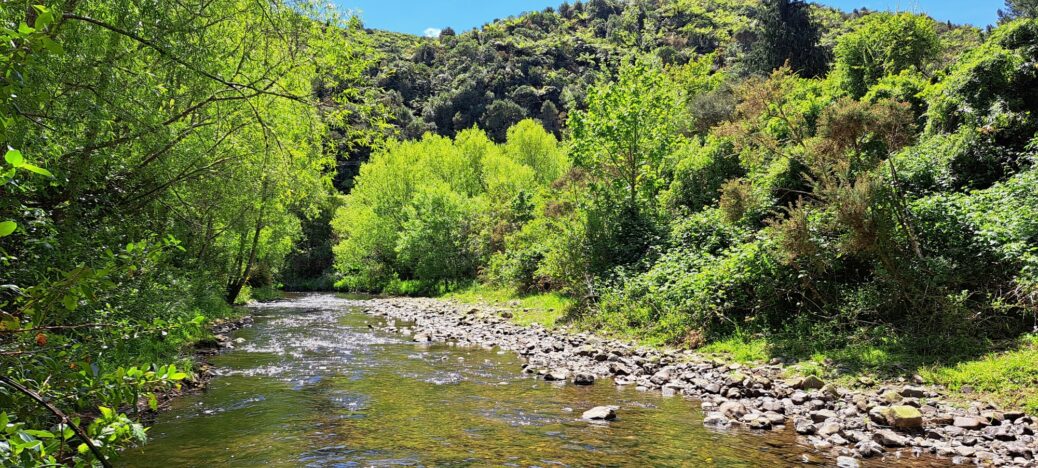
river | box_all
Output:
[123,294,945,467]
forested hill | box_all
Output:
[330,0,1038,411]
[360,0,981,146]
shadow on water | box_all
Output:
[123,293,947,467]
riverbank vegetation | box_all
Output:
[330,0,1038,412]
[3,0,1038,465]
[0,0,377,464]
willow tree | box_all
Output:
[1,0,379,306]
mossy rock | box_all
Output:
[882,405,923,429]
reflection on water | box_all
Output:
[123,294,939,467]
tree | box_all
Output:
[539,100,562,136]
[1000,0,1038,21]
[481,99,528,142]
[747,0,828,78]
[504,119,569,185]
[396,183,477,287]
[568,61,682,211]
[834,13,940,97]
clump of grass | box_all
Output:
[920,334,1038,413]
[699,333,769,364]
[442,283,576,328]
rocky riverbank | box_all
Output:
[358,297,1037,467]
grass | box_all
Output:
[693,328,1038,413]
[919,334,1038,413]
[441,283,577,327]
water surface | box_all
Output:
[124,294,941,467]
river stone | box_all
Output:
[748,417,772,430]
[703,412,729,427]
[873,429,908,447]
[794,417,816,435]
[818,421,842,437]
[763,411,785,425]
[582,406,617,421]
[572,372,595,386]
[954,416,985,430]
[810,409,837,423]
[900,385,927,398]
[793,375,825,390]
[836,456,860,468]
[883,405,924,430]
[413,333,431,342]
[856,440,884,458]
[719,401,748,419]
[609,362,631,376]
[544,369,569,381]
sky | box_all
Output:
[333,0,1003,37]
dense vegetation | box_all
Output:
[0,0,377,464]
[332,0,1038,407]
[2,0,1037,465]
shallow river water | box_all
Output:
[123,294,945,467]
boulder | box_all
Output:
[572,372,595,386]
[544,369,569,381]
[794,417,816,435]
[719,401,748,419]
[582,406,617,420]
[810,409,837,423]
[609,361,631,376]
[855,440,884,458]
[818,421,842,437]
[793,375,825,390]
[882,405,924,430]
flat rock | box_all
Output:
[873,429,908,447]
[954,416,985,430]
[899,386,926,398]
[582,406,617,420]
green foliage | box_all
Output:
[746,0,828,78]
[0,1,380,464]
[834,13,940,98]
[331,121,567,291]
[570,60,683,210]
[926,19,1038,139]
[397,183,479,285]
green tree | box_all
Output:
[747,0,828,77]
[396,183,477,287]
[833,13,940,98]
[1000,0,1038,21]
[569,60,682,211]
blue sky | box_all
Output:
[333,0,1002,37]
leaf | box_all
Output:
[98,406,113,420]
[19,163,53,177]
[4,149,23,167]
[169,372,188,381]
[0,221,16,237]
[22,429,54,439]
[39,37,63,54]
[147,393,158,411]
